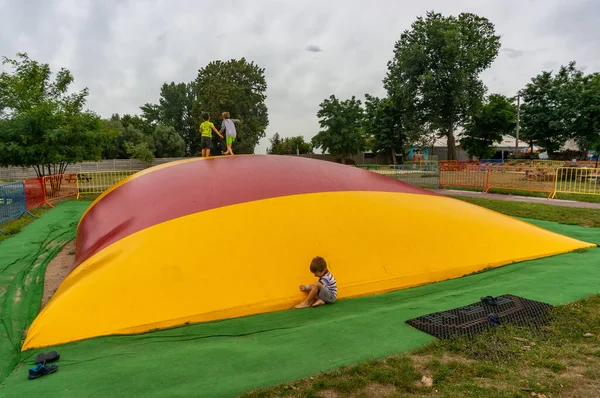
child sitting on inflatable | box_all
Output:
[295,256,337,308]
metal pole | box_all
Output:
[515,91,521,154]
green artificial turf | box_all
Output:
[0,205,598,397]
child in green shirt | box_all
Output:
[199,112,223,157]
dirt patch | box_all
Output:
[14,288,22,303]
[319,390,339,398]
[357,383,397,397]
[41,240,75,309]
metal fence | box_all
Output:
[395,164,439,188]
[0,182,35,230]
[553,167,600,197]
[23,178,47,209]
[486,166,556,197]
[439,168,488,190]
[76,171,138,198]
[42,174,79,206]
[0,158,185,182]
[357,162,600,199]
[355,164,397,177]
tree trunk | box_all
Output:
[391,148,397,165]
[446,128,457,160]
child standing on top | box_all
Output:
[199,112,223,157]
[219,112,237,156]
[295,256,337,308]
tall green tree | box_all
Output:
[267,134,313,155]
[520,62,582,156]
[460,94,516,159]
[141,82,194,155]
[363,95,405,165]
[385,11,501,160]
[193,58,268,155]
[100,118,123,159]
[121,113,153,135]
[0,53,108,176]
[570,72,600,156]
[312,95,364,163]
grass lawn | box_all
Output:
[438,185,600,203]
[243,296,600,398]
[451,196,600,228]
[0,207,50,244]
[243,197,600,398]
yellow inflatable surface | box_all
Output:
[22,156,595,350]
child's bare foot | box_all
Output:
[312,299,326,307]
[295,301,311,309]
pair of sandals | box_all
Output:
[480,296,501,327]
[28,351,60,380]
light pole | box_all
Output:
[515,90,522,154]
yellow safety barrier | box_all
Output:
[552,167,600,197]
[76,171,138,198]
[532,160,565,167]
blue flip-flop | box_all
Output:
[28,363,58,380]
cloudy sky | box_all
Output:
[1,0,599,153]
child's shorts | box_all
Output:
[226,136,234,145]
[319,286,337,304]
[201,136,212,149]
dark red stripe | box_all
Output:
[75,156,435,269]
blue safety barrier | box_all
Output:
[0,182,35,233]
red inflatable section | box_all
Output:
[75,156,435,270]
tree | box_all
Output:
[152,124,186,158]
[0,53,109,176]
[141,82,196,155]
[385,12,501,160]
[312,95,364,163]
[121,113,153,135]
[363,95,404,165]
[520,62,583,156]
[125,141,154,167]
[268,134,313,155]
[268,133,283,154]
[570,72,600,156]
[100,118,123,159]
[193,58,268,155]
[460,94,516,159]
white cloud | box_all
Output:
[1,0,599,154]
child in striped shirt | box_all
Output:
[295,256,337,308]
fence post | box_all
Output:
[550,168,559,199]
[76,173,81,200]
[484,168,491,193]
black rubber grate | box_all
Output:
[405,295,553,339]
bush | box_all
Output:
[549,149,585,161]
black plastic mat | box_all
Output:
[405,294,553,339]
